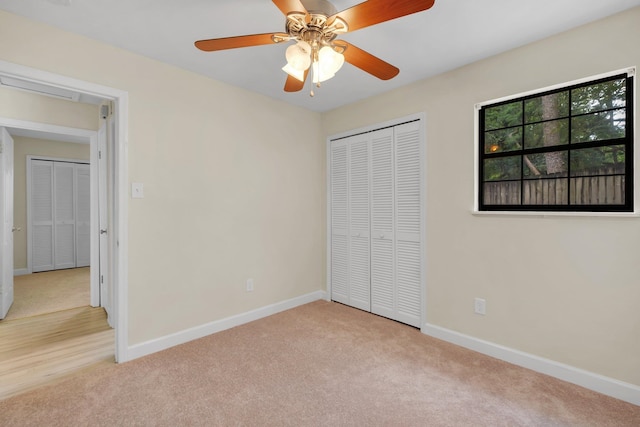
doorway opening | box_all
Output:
[9,151,92,321]
[0,59,129,362]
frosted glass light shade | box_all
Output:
[285,41,311,71]
[312,62,335,84]
[312,47,344,83]
[282,63,306,82]
[318,46,344,75]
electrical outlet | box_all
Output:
[246,278,254,292]
[474,298,486,315]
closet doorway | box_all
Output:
[28,157,91,273]
[327,114,426,328]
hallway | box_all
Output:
[5,268,90,321]
[0,268,113,400]
[0,305,113,400]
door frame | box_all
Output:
[0,59,129,362]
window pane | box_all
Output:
[484,101,522,131]
[524,91,569,123]
[480,74,632,211]
[524,119,569,149]
[571,109,626,143]
[570,175,625,205]
[484,181,521,205]
[523,152,568,178]
[484,128,522,153]
[571,78,626,115]
[522,178,568,205]
[484,156,521,181]
[570,145,625,177]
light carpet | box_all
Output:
[0,300,638,426]
[3,268,90,321]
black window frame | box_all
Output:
[478,72,634,213]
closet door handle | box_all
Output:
[379,234,385,239]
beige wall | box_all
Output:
[12,136,90,270]
[323,8,640,386]
[0,10,325,345]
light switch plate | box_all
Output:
[132,182,144,199]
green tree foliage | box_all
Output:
[483,78,626,182]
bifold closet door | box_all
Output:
[393,121,422,327]
[370,128,395,320]
[347,134,371,311]
[53,162,76,270]
[370,123,422,327]
[330,134,371,310]
[31,160,89,272]
[31,160,55,272]
[330,120,423,328]
[330,140,349,305]
[75,164,90,267]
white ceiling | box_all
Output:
[1,0,639,112]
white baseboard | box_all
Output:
[127,290,327,362]
[13,268,29,276]
[422,323,640,406]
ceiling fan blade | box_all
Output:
[195,33,286,52]
[272,0,308,16]
[284,69,309,92]
[331,0,435,33]
[341,42,399,80]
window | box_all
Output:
[478,71,634,212]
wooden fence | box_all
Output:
[484,168,626,206]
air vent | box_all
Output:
[0,76,80,102]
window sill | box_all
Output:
[471,210,640,218]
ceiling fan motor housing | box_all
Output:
[286,0,348,48]
[300,0,338,16]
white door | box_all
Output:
[0,127,15,319]
[75,164,90,267]
[98,120,111,324]
[54,162,76,269]
[370,128,395,320]
[331,134,372,311]
[329,119,424,328]
[393,121,423,327]
[347,134,371,311]
[330,140,349,305]
[31,160,55,272]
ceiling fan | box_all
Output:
[195,0,436,95]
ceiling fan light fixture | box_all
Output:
[282,63,306,82]
[318,45,344,74]
[196,0,437,94]
[285,40,312,71]
[311,61,335,84]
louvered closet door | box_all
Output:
[330,140,349,305]
[32,161,55,272]
[370,128,395,319]
[348,135,371,311]
[330,119,423,328]
[75,164,90,267]
[394,121,422,327]
[54,162,76,270]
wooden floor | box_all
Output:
[0,306,114,400]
